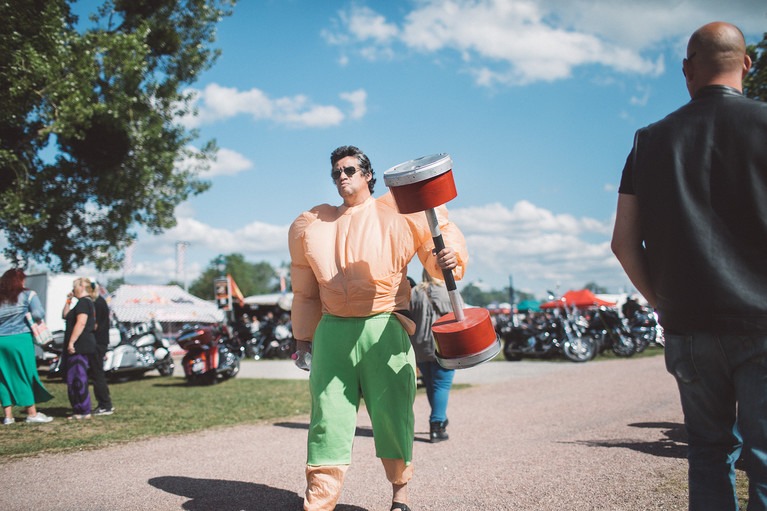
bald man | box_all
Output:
[611,22,767,510]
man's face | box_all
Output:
[333,155,370,202]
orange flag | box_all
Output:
[228,274,245,307]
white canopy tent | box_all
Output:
[107,285,225,325]
[243,292,293,311]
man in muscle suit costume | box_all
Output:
[289,146,468,511]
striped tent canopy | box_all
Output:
[107,285,225,324]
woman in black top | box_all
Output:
[62,277,97,420]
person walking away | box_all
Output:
[0,269,54,424]
[289,145,468,511]
[90,282,113,416]
[611,22,767,510]
[62,277,98,420]
[409,269,456,443]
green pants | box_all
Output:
[307,313,416,466]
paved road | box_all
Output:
[0,357,688,510]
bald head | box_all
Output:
[683,22,751,96]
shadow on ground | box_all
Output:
[275,421,375,438]
[149,476,367,511]
[565,421,687,460]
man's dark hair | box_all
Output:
[330,145,376,193]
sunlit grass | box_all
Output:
[0,375,311,459]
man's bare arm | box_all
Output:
[611,193,658,308]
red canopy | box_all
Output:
[539,289,616,309]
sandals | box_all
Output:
[391,503,412,511]
[67,414,92,420]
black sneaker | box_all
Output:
[92,406,115,416]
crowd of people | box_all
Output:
[0,269,114,424]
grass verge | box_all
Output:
[1,375,311,460]
[1,372,469,460]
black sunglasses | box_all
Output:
[331,166,359,181]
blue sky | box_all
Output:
[6,0,767,298]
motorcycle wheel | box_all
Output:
[245,341,264,360]
[156,353,175,377]
[633,333,649,353]
[562,336,596,362]
[612,333,637,357]
[188,371,216,385]
[223,357,240,379]
[503,341,523,361]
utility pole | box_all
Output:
[175,241,190,291]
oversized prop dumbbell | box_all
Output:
[384,154,501,369]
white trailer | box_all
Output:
[25,272,89,333]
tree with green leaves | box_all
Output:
[744,32,767,101]
[0,0,235,272]
[189,254,279,300]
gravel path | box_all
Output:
[0,357,688,510]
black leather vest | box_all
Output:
[621,86,767,333]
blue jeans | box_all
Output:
[665,333,767,511]
[417,361,454,424]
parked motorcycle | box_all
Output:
[40,332,65,377]
[103,319,175,381]
[587,305,637,357]
[176,323,244,384]
[501,304,596,363]
[45,319,173,381]
[36,330,64,368]
[244,314,295,360]
[626,307,664,350]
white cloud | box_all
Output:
[340,89,368,119]
[443,200,625,295]
[344,5,399,43]
[9,198,629,299]
[451,200,613,236]
[630,85,651,107]
[150,217,289,256]
[180,83,367,129]
[325,0,764,87]
[148,199,620,297]
[207,148,253,177]
[325,0,665,86]
[175,146,253,178]
[536,0,766,50]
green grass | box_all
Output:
[0,375,312,459]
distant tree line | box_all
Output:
[187,253,286,300]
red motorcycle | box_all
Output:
[176,323,243,385]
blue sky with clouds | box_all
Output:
[5,0,767,298]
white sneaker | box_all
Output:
[3,417,14,425]
[26,412,53,423]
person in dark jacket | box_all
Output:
[611,22,767,510]
[89,282,113,416]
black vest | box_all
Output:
[620,85,767,333]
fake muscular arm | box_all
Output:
[611,193,658,308]
[292,261,320,355]
[288,212,322,353]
